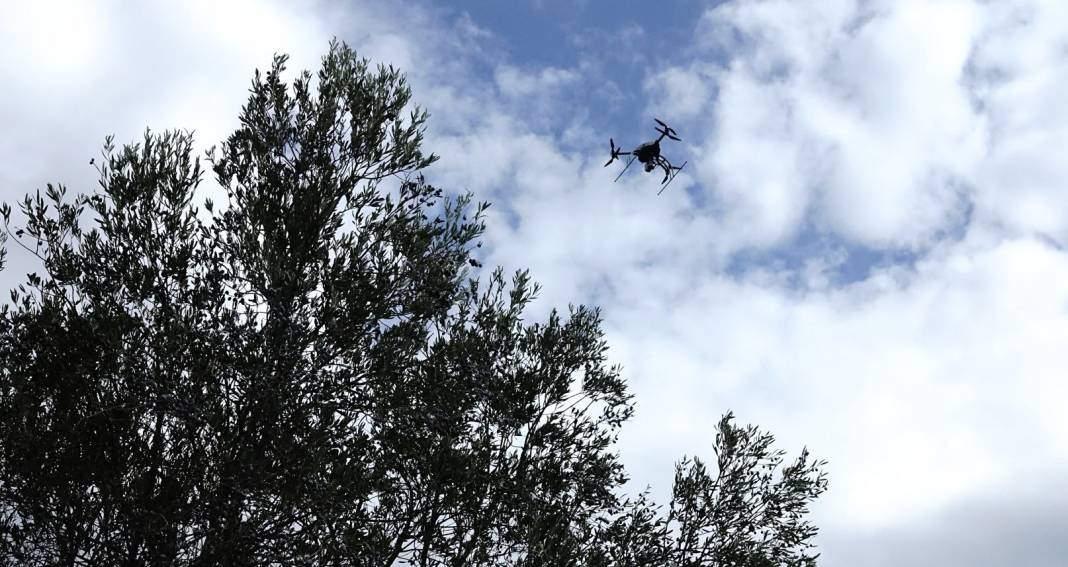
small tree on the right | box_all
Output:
[598,413,828,567]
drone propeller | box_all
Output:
[604,138,622,167]
[654,118,681,141]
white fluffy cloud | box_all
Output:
[613,236,1068,527]
[659,0,1068,252]
[971,1,1068,241]
[681,0,992,249]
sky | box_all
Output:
[3,1,1068,564]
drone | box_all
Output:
[604,118,687,194]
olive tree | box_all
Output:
[0,42,826,566]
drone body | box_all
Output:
[604,118,687,193]
[633,140,663,171]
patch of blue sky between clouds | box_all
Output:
[438,0,968,296]
[725,188,977,292]
[438,2,715,141]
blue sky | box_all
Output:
[433,0,934,289]
[4,1,1068,565]
[447,1,706,71]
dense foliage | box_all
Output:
[0,43,826,566]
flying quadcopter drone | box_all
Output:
[604,118,687,194]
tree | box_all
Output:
[0,42,827,566]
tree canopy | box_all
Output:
[0,42,827,566]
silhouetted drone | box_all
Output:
[604,118,687,194]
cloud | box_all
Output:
[644,66,712,120]
[821,472,1068,567]
[610,234,1068,539]
[496,65,579,98]
[969,1,1068,242]
[647,0,1068,255]
[682,0,991,249]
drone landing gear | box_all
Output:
[613,155,638,182]
[657,161,687,195]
